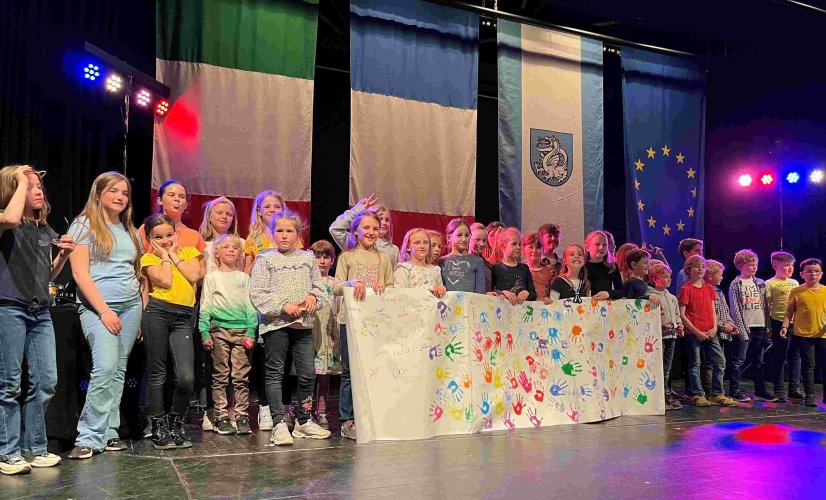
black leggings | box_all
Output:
[142,298,195,417]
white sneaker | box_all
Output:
[201,411,214,432]
[293,420,332,440]
[0,456,31,475]
[258,405,274,431]
[30,452,61,468]
[270,422,294,446]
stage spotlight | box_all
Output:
[82,63,101,81]
[811,169,825,184]
[738,174,753,187]
[786,172,800,184]
[104,74,123,93]
[136,89,151,107]
[155,99,170,117]
[760,174,774,186]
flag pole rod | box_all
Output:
[425,0,699,59]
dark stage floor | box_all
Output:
[5,382,826,499]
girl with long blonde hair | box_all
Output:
[244,189,286,274]
[67,171,142,459]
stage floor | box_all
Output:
[4,382,826,499]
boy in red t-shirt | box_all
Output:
[679,255,737,407]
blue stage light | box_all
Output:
[82,63,101,81]
[786,172,800,184]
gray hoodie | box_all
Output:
[648,286,682,339]
[329,201,400,269]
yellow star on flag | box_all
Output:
[634,179,640,190]
[662,145,671,156]
[686,167,696,179]
[676,220,685,231]
[662,224,671,235]
[647,216,656,228]
[676,153,685,164]
[635,159,645,171]
[691,188,697,198]
[637,200,645,211]
[687,207,695,217]
[646,147,656,158]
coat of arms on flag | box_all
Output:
[530,128,573,187]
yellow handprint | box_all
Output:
[447,402,464,420]
[493,394,505,415]
[436,367,451,382]
[493,367,503,389]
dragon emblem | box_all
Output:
[529,130,573,187]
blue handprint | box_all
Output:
[602,387,609,401]
[548,327,560,345]
[551,349,565,367]
[580,385,593,398]
[437,301,450,319]
[553,311,563,322]
[447,380,464,402]
[541,308,550,323]
[480,312,489,331]
[639,371,656,391]
[623,381,631,398]
[549,379,568,396]
[480,392,491,415]
[530,331,538,341]
[496,306,503,320]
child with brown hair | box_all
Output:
[308,240,341,429]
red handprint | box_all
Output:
[526,355,538,373]
[644,335,656,353]
[429,403,443,422]
[567,406,579,422]
[473,329,483,344]
[474,347,483,362]
[506,333,515,351]
[512,394,525,415]
[483,336,494,352]
[506,370,518,389]
[518,371,533,393]
[494,331,502,349]
[534,387,545,403]
[590,341,596,352]
[608,330,615,340]
[483,362,493,383]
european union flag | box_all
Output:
[622,47,705,270]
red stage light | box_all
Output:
[155,99,170,117]
[738,174,753,187]
[760,174,774,185]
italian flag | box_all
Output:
[153,0,317,233]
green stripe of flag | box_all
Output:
[156,0,318,80]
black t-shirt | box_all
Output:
[491,262,537,300]
[622,277,650,299]
[586,261,625,300]
[0,219,58,307]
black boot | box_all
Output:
[150,416,176,450]
[167,414,192,449]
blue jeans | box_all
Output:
[339,325,353,422]
[685,334,725,397]
[662,338,676,388]
[725,336,749,395]
[262,327,314,425]
[75,299,141,450]
[0,305,57,460]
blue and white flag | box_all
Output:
[498,21,604,243]
[622,47,705,268]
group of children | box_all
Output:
[1,164,824,475]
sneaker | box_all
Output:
[789,390,806,401]
[0,456,31,475]
[30,453,61,468]
[709,395,739,407]
[231,419,238,431]
[730,391,752,402]
[340,420,357,440]
[283,411,295,433]
[215,416,236,435]
[317,413,330,430]
[105,439,127,452]
[755,392,779,402]
[235,416,252,435]
[142,421,153,439]
[270,422,294,446]
[293,420,332,440]
[167,414,192,449]
[201,411,214,432]
[775,393,788,403]
[68,446,96,460]
[805,394,817,407]
[665,398,683,410]
[691,395,712,407]
[258,405,274,431]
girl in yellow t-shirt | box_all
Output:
[140,214,205,450]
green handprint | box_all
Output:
[622,356,629,366]
[522,305,534,322]
[635,388,648,405]
[465,406,476,422]
[445,340,464,362]
[561,361,583,376]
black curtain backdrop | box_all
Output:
[1,0,824,280]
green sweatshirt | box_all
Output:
[198,270,258,340]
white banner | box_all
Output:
[345,289,664,443]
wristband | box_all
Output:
[98,308,111,318]
[161,259,172,264]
